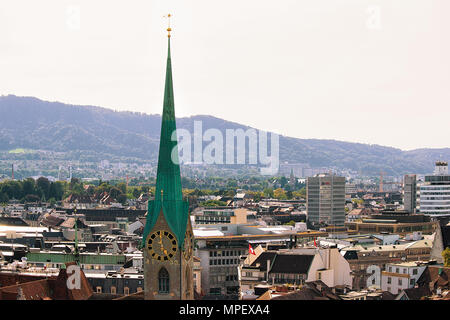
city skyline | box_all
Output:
[1,0,449,151]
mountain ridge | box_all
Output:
[1,94,448,176]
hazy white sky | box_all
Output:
[1,0,449,150]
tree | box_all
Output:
[25,194,40,203]
[200,200,227,207]
[0,193,9,203]
[263,188,274,198]
[49,197,57,207]
[109,187,123,200]
[22,178,36,197]
[37,177,51,199]
[116,182,127,194]
[443,248,450,267]
[1,181,23,200]
[132,188,141,198]
[285,220,296,226]
[279,176,288,188]
[49,181,65,200]
[274,188,287,200]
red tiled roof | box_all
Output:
[0,262,93,300]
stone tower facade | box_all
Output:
[142,31,194,300]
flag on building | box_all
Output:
[249,244,256,255]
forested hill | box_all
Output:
[0,95,448,175]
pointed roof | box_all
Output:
[155,38,182,203]
[142,36,189,249]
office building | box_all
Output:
[403,174,417,213]
[418,161,450,217]
[307,174,346,227]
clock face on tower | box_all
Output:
[147,230,178,261]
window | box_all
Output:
[96,286,102,293]
[124,287,130,295]
[318,272,321,280]
[387,277,391,284]
[210,288,221,295]
[398,279,402,286]
[158,268,170,294]
[137,287,143,292]
[412,269,418,275]
[410,279,415,286]
[111,286,116,294]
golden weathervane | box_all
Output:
[164,14,172,37]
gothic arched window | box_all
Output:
[158,268,170,294]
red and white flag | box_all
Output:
[314,237,317,247]
[249,244,256,255]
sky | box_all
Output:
[1,0,449,151]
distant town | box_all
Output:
[0,159,448,300]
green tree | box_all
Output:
[274,188,287,200]
[443,247,450,267]
[1,181,23,200]
[22,178,36,197]
[25,194,40,203]
[117,182,127,194]
[285,220,296,226]
[200,200,227,207]
[0,193,9,203]
[109,187,123,200]
[37,177,51,199]
[132,188,141,198]
[263,188,274,198]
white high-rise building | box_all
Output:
[418,161,450,217]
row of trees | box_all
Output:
[0,177,64,203]
[0,176,307,205]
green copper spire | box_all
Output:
[142,35,189,249]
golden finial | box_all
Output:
[164,14,172,38]
[161,189,164,200]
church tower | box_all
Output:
[142,18,194,300]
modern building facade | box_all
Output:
[403,174,417,213]
[307,174,346,227]
[193,207,251,225]
[418,161,450,217]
